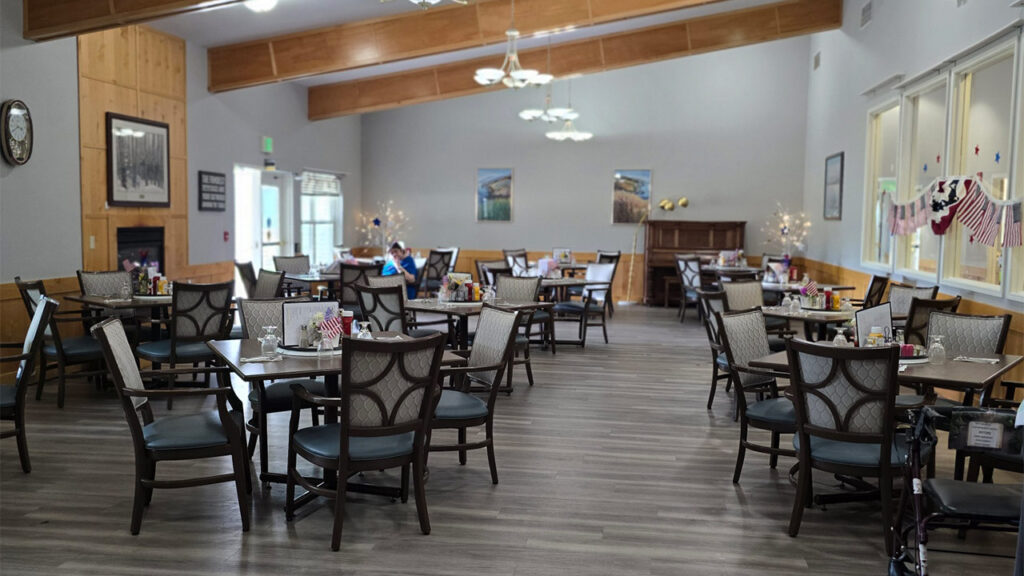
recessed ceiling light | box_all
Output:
[245,0,277,13]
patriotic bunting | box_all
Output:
[887,176,1021,248]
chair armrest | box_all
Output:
[731,364,788,381]
[121,386,234,398]
[289,382,342,408]
[0,352,31,363]
[440,362,505,377]
[139,366,232,378]
[0,342,24,348]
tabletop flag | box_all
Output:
[319,310,342,341]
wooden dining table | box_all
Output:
[405,299,555,349]
[65,293,173,340]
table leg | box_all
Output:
[457,315,469,350]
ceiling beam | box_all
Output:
[307,0,841,120]
[206,0,739,93]
[22,0,245,42]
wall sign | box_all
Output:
[198,170,227,211]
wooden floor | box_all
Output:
[1,306,1016,575]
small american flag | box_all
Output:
[1003,202,1022,248]
[971,200,1000,247]
[956,185,986,230]
[319,310,342,341]
[801,279,818,297]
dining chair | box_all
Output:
[274,254,311,297]
[252,269,285,299]
[234,261,258,298]
[76,269,138,335]
[716,309,796,483]
[476,260,511,286]
[595,251,622,316]
[338,261,382,319]
[902,296,961,348]
[697,290,732,411]
[355,283,408,333]
[15,277,106,408]
[494,275,542,388]
[786,339,901,554]
[503,249,529,277]
[675,254,701,323]
[966,380,1023,483]
[420,249,454,294]
[850,275,888,308]
[552,263,614,347]
[439,246,460,273]
[1,296,56,473]
[136,281,233,408]
[366,275,443,338]
[285,333,446,550]
[431,306,520,484]
[886,283,938,320]
[237,297,327,487]
[92,318,251,535]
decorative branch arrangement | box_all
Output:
[356,200,411,252]
[761,203,812,256]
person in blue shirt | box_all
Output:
[381,240,418,300]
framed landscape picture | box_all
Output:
[613,169,650,224]
[823,152,843,220]
[106,112,170,207]
[477,168,512,222]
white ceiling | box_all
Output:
[149,0,780,87]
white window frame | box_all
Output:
[861,98,901,273]
[298,170,344,267]
[1007,27,1024,304]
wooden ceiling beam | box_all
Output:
[207,0,734,92]
[22,0,245,42]
[308,0,841,120]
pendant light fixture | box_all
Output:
[545,80,593,142]
[474,0,552,88]
[519,38,574,122]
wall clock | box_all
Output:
[1,100,33,166]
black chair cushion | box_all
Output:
[136,340,216,363]
[745,397,796,428]
[292,423,415,461]
[552,301,602,315]
[248,378,326,413]
[764,317,789,331]
[566,285,583,296]
[793,432,921,468]
[408,328,441,339]
[894,395,961,409]
[435,389,489,420]
[767,337,787,353]
[924,478,1022,522]
[142,410,244,451]
[0,385,16,409]
[228,325,244,340]
[531,310,550,322]
[43,336,103,362]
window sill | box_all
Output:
[1006,291,1024,305]
[894,268,938,286]
[939,277,1005,300]
[859,260,892,275]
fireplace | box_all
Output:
[117,227,164,273]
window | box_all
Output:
[1010,45,1024,298]
[863,103,900,266]
[944,47,1015,287]
[897,80,947,278]
[299,171,343,267]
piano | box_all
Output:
[644,220,746,305]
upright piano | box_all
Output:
[643,220,746,305]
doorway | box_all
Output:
[234,165,295,294]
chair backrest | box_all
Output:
[355,283,407,333]
[716,308,771,387]
[697,289,727,350]
[341,333,445,437]
[476,260,511,285]
[786,339,900,447]
[584,263,615,302]
[16,296,57,388]
[14,277,56,341]
[863,275,889,308]
[91,318,149,415]
[494,275,540,303]
[503,249,529,277]
[886,283,938,316]
[675,254,701,290]
[238,296,311,339]
[438,246,460,273]
[77,269,130,297]
[170,282,233,348]
[339,262,382,307]
[252,269,284,299]
[367,274,408,302]
[234,261,257,298]
[904,296,961,347]
[423,250,454,286]
[466,306,521,391]
[596,251,621,299]
[273,254,310,274]
[721,280,763,311]
[926,311,1010,356]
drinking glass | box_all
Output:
[927,335,946,365]
[357,321,373,339]
[119,281,131,300]
[259,326,279,360]
[317,336,334,360]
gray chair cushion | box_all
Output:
[292,423,415,461]
[435,389,489,420]
[793,433,914,468]
[248,378,327,413]
[43,336,103,362]
[924,478,1022,522]
[136,340,216,363]
[142,410,243,451]
[0,386,16,409]
[745,397,796,427]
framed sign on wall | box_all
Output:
[823,152,844,220]
[106,113,170,207]
[198,170,227,211]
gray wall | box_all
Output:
[361,36,812,254]
[186,42,362,265]
[0,0,81,282]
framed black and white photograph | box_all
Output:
[106,113,170,207]
[823,152,843,220]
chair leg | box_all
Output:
[523,348,534,387]
[15,409,30,473]
[458,428,467,465]
[880,469,894,557]
[548,319,557,355]
[35,359,46,401]
[285,453,297,522]
[259,410,270,489]
[788,456,810,537]
[331,465,349,551]
[230,441,251,532]
[486,418,498,485]
[679,301,686,323]
[600,312,608,344]
[732,421,747,484]
[131,458,148,535]
[769,432,780,469]
[505,357,514,393]
[413,448,431,535]
[143,460,156,505]
[246,424,258,458]
[56,362,66,409]
[400,463,410,503]
[952,451,967,481]
[707,365,718,410]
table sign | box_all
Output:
[282,301,339,347]
[198,170,227,211]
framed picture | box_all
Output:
[106,113,170,207]
[823,152,844,220]
[613,169,651,224]
[477,168,512,222]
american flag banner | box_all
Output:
[971,200,1000,247]
[1003,202,1022,248]
[319,310,343,341]
[931,178,972,235]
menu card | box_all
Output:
[282,301,339,347]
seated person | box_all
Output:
[381,240,418,300]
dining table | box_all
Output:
[760,282,856,294]
[405,299,555,349]
[65,293,173,340]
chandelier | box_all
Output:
[474,0,552,88]
[519,40,572,122]
[545,81,592,142]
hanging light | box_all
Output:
[545,80,592,142]
[474,0,552,88]
[519,38,571,122]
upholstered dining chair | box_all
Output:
[595,250,622,316]
[552,263,614,347]
[902,296,961,348]
[431,305,520,484]
[1,296,56,473]
[252,269,285,299]
[720,280,789,340]
[366,275,445,339]
[92,318,251,535]
[697,290,731,411]
[850,275,888,308]
[438,246,460,273]
[476,260,512,286]
[786,339,901,554]
[285,333,445,550]
[77,269,138,335]
[16,277,106,408]
[338,261,382,319]
[494,275,542,388]
[886,283,938,321]
[237,297,327,486]
[420,249,454,294]
[274,254,311,296]
[503,249,529,277]
[675,254,702,323]
[234,261,258,298]
[715,309,796,484]
[355,283,408,333]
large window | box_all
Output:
[299,171,343,267]
[864,103,900,266]
[1014,47,1024,298]
[944,47,1016,288]
[898,81,947,278]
